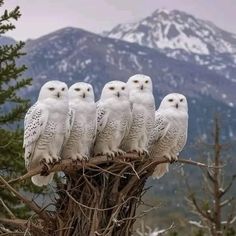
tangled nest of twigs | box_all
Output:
[0,154,214,236]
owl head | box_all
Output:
[38,80,68,101]
[127,74,153,93]
[159,93,188,112]
[100,81,128,100]
[69,82,95,102]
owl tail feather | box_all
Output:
[152,163,169,179]
[31,173,54,187]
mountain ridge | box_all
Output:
[103,9,236,82]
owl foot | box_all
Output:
[142,149,149,157]
[42,154,54,164]
[163,154,172,162]
[114,149,126,157]
[52,155,61,163]
[104,151,116,160]
[71,153,86,162]
[170,155,178,163]
[40,158,51,176]
[82,155,89,162]
[130,148,149,157]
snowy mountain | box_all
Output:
[17,27,236,141]
[104,9,236,55]
[104,9,236,81]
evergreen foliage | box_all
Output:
[0,0,33,218]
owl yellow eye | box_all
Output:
[168,99,173,102]
[145,80,149,83]
[87,88,90,92]
[109,87,115,90]
[180,98,184,102]
[48,87,55,91]
[61,88,65,91]
[121,87,125,90]
[74,88,80,91]
[133,80,138,83]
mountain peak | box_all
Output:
[104,9,236,56]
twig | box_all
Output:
[0,198,16,219]
[66,190,119,211]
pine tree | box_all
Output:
[0,0,33,218]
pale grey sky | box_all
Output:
[2,0,236,40]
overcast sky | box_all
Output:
[2,0,236,40]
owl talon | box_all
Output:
[163,154,172,162]
[130,148,148,157]
[52,155,61,163]
[142,149,149,157]
[40,159,51,175]
[82,155,89,162]
[105,151,115,160]
[114,149,126,157]
[170,156,178,164]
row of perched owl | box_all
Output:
[23,74,188,187]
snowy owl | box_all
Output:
[94,80,132,158]
[62,82,97,161]
[121,74,155,156]
[23,80,70,186]
[148,93,188,179]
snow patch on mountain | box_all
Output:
[104,9,236,56]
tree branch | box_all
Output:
[1,155,222,187]
[187,193,213,222]
[0,218,44,234]
[0,176,53,222]
[219,174,236,197]
[0,198,16,219]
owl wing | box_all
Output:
[23,102,49,168]
[176,120,188,154]
[96,101,109,134]
[148,111,170,148]
[149,111,171,179]
[64,108,74,144]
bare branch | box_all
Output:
[0,198,16,219]
[220,197,234,208]
[219,174,236,197]
[189,220,208,229]
[188,193,213,222]
[0,176,53,222]
[0,218,44,234]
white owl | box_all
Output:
[23,80,70,187]
[94,80,132,158]
[148,93,188,179]
[122,74,155,156]
[62,82,97,161]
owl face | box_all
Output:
[38,80,68,101]
[127,74,153,93]
[69,82,95,102]
[160,93,188,112]
[101,81,128,100]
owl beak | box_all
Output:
[117,92,120,98]
[140,85,144,90]
[175,103,179,109]
[83,93,86,98]
[57,92,61,98]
